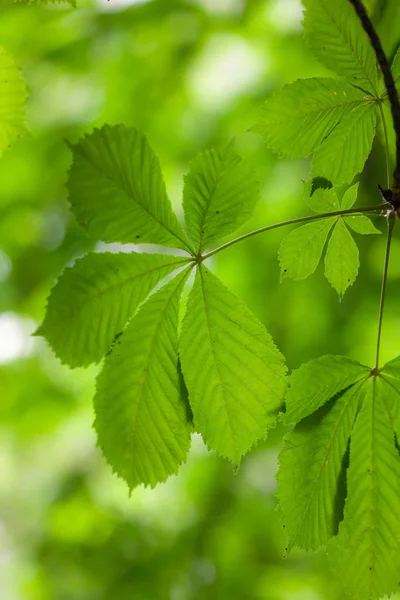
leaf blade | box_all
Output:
[94,269,192,490]
[0,46,28,157]
[324,219,359,297]
[179,266,287,464]
[278,381,365,550]
[68,125,192,251]
[279,218,336,281]
[303,0,378,93]
[183,146,260,253]
[285,355,369,424]
[311,102,378,185]
[254,78,368,158]
[37,252,189,368]
[329,377,400,600]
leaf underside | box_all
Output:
[0,46,28,157]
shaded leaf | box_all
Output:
[254,78,368,158]
[303,181,340,213]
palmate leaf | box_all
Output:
[254,78,369,159]
[0,46,28,157]
[183,145,260,253]
[329,376,400,600]
[311,101,377,185]
[179,265,286,464]
[280,183,379,294]
[284,354,369,424]
[324,218,359,297]
[278,380,366,550]
[280,355,400,599]
[279,218,336,281]
[36,252,189,368]
[303,0,378,94]
[68,125,193,251]
[94,268,192,490]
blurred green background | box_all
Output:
[1,0,400,598]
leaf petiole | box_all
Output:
[201,204,385,261]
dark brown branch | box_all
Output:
[348,0,400,196]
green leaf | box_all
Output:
[278,381,365,550]
[254,78,368,158]
[345,214,381,234]
[0,46,28,157]
[179,266,286,464]
[285,355,369,423]
[340,183,381,234]
[311,102,377,185]
[183,146,260,253]
[36,252,189,368]
[67,125,192,251]
[13,0,76,5]
[94,268,192,490]
[329,377,400,600]
[279,218,336,281]
[340,182,359,209]
[303,0,378,94]
[303,181,340,213]
[324,218,359,297]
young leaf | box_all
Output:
[329,377,400,600]
[311,102,377,185]
[254,78,368,158]
[279,218,336,281]
[303,182,339,213]
[0,46,28,157]
[36,252,189,368]
[179,266,286,464]
[340,183,380,233]
[68,125,192,251]
[345,214,381,234]
[340,182,359,210]
[183,146,260,253]
[94,268,192,490]
[285,355,369,423]
[303,0,378,94]
[278,381,365,550]
[324,218,359,297]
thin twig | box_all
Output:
[348,0,400,192]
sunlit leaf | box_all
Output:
[324,218,359,297]
[94,269,192,490]
[278,380,365,550]
[179,266,286,464]
[36,252,189,368]
[279,218,336,281]
[303,0,378,94]
[329,377,400,600]
[0,46,28,157]
[284,354,369,423]
[68,125,192,251]
[311,102,377,185]
[183,145,260,252]
[303,181,340,213]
